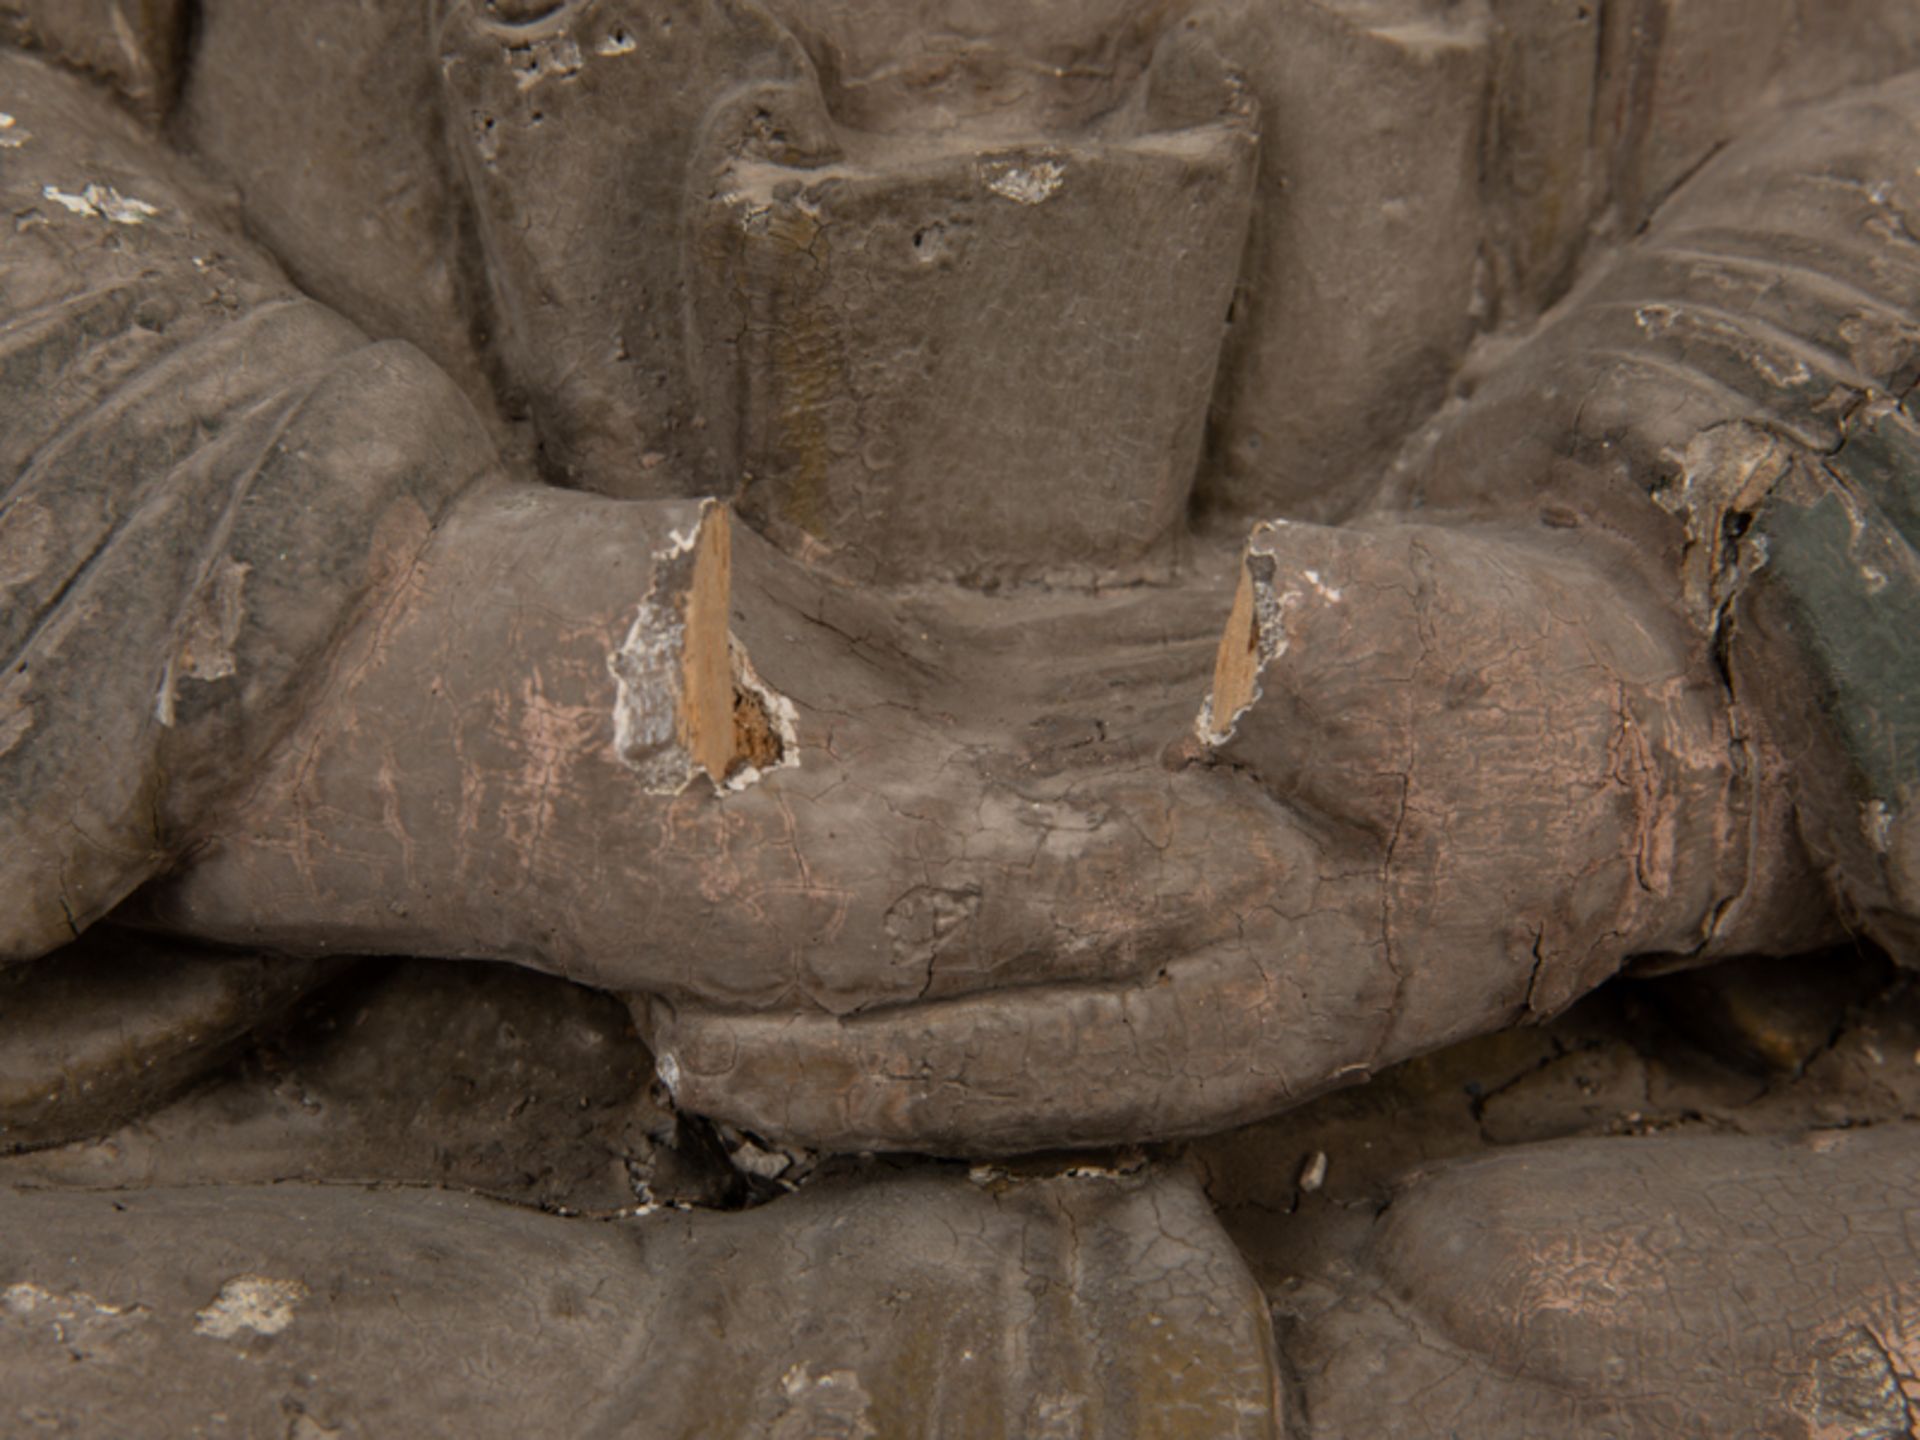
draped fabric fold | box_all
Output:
[0,53,494,960]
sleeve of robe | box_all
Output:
[1402,71,1920,962]
[0,52,498,961]
[1582,75,1920,960]
[1562,71,1920,962]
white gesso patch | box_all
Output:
[1302,568,1344,603]
[194,1275,308,1340]
[42,182,160,225]
[3,1280,144,1358]
[654,1051,681,1098]
[608,525,700,795]
[1298,1150,1329,1193]
[1635,303,1677,336]
[154,657,178,728]
[729,1137,792,1181]
[5,1281,139,1324]
[1865,799,1897,854]
[1750,352,1812,389]
[982,159,1065,205]
[1193,695,1221,746]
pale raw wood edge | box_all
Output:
[1205,558,1261,742]
[680,502,735,784]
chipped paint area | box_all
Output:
[182,557,251,682]
[729,1136,794,1181]
[609,506,796,795]
[1807,1319,1920,1439]
[774,1365,876,1439]
[1751,352,1813,389]
[42,182,160,225]
[982,158,1065,205]
[1298,1150,1329,1193]
[1303,568,1344,603]
[1865,798,1897,854]
[6,1281,140,1325]
[507,35,583,89]
[654,1050,682,1098]
[0,112,25,148]
[5,1281,145,1356]
[609,524,700,795]
[1635,303,1678,337]
[1192,698,1222,746]
[1031,1393,1090,1436]
[1197,533,1309,746]
[725,640,800,792]
[1838,312,1920,377]
[1057,1161,1143,1181]
[194,1275,308,1339]
[155,558,252,727]
[1244,582,1302,668]
[1658,424,1789,628]
[154,660,178,726]
[596,29,636,56]
[970,1157,1146,1186]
